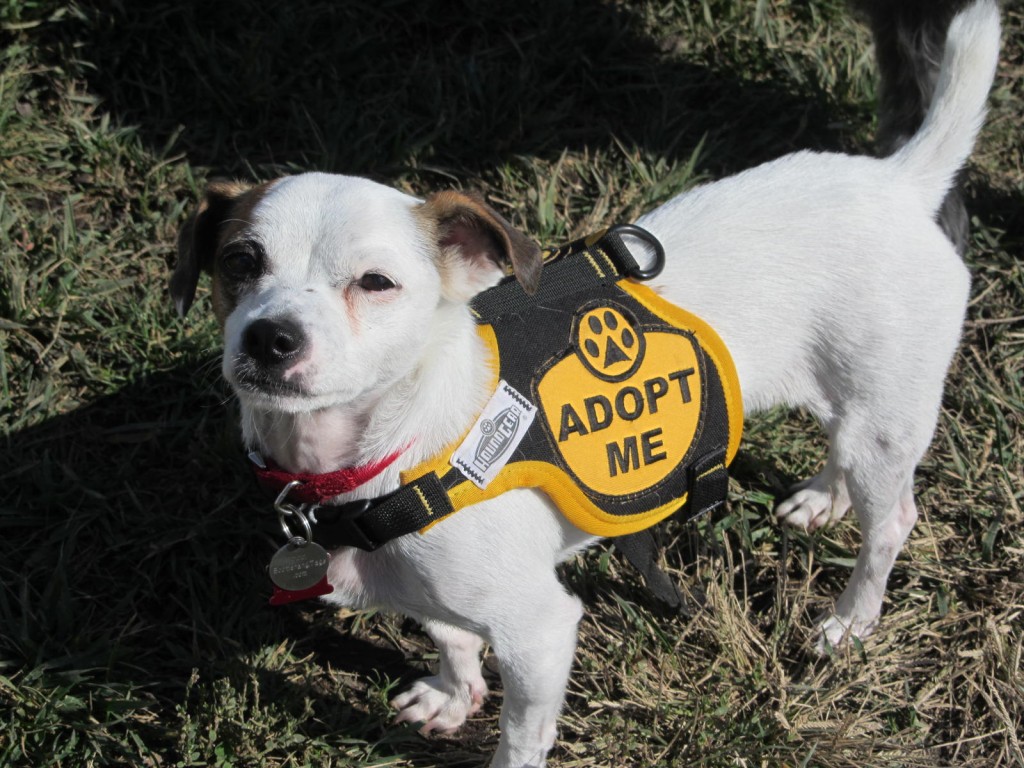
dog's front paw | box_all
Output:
[776,476,849,531]
[814,612,879,655]
[391,675,487,735]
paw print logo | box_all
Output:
[575,304,646,382]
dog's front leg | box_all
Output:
[489,583,583,768]
[391,619,488,734]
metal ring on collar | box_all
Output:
[274,480,314,543]
[277,503,314,543]
[609,223,666,280]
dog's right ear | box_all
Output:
[418,190,542,302]
[171,180,252,317]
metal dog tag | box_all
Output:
[268,538,330,592]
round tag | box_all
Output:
[268,540,331,591]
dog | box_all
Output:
[170,2,1000,765]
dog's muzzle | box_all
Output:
[230,316,311,397]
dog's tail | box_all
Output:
[891,0,1000,218]
[849,0,974,252]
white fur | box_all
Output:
[208,3,1000,765]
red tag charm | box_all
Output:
[269,576,334,606]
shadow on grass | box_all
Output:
[50,0,856,179]
[0,363,462,763]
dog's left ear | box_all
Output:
[171,180,252,317]
[419,190,542,301]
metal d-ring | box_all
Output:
[608,223,666,280]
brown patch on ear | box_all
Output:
[171,179,254,317]
[419,190,542,296]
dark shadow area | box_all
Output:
[27,0,1016,255]
[967,178,1024,267]
[42,0,862,180]
[0,364,444,762]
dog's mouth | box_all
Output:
[228,358,361,415]
[230,358,311,399]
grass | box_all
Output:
[1,0,1021,766]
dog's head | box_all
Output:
[171,173,541,415]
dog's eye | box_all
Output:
[358,272,397,292]
[221,247,262,278]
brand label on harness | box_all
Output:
[535,302,702,497]
[450,380,538,489]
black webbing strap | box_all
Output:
[612,447,729,610]
[308,473,454,551]
[686,448,730,521]
[614,529,685,608]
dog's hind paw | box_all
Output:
[391,675,487,735]
[776,475,850,531]
[814,613,878,655]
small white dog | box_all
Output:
[171,3,999,765]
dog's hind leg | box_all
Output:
[810,405,933,652]
[392,620,489,734]
[816,483,919,653]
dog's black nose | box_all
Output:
[242,318,308,368]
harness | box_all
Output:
[260,225,743,605]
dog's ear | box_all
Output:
[171,179,252,317]
[419,190,542,301]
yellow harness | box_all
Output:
[300,226,742,555]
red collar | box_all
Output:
[250,449,405,504]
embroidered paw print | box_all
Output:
[576,305,645,382]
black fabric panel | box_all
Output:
[483,276,733,520]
